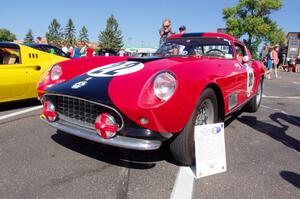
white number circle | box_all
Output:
[87,61,144,77]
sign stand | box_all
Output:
[193,123,227,178]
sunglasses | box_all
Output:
[163,25,170,28]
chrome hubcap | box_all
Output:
[195,99,214,126]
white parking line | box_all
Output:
[292,81,300,85]
[0,105,43,121]
[170,167,194,199]
[261,105,281,112]
[262,94,300,99]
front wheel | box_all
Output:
[170,88,219,165]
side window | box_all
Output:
[235,43,246,63]
[0,47,20,65]
[53,48,64,56]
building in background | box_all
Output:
[217,28,227,34]
[286,32,300,60]
[123,46,157,57]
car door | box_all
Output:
[216,57,245,114]
[0,46,31,101]
[234,42,255,103]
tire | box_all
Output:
[244,78,263,113]
[170,88,219,165]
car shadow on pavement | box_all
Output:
[280,171,300,189]
[51,130,178,169]
[0,99,40,112]
[237,114,300,153]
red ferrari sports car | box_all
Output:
[38,32,265,165]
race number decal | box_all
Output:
[245,64,254,97]
[87,61,144,77]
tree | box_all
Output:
[223,0,285,58]
[98,15,123,54]
[0,29,17,42]
[24,29,34,43]
[79,26,89,45]
[46,19,64,47]
[64,18,76,47]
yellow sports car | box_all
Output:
[0,42,69,103]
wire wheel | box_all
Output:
[195,99,215,126]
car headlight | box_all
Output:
[50,64,62,81]
[153,72,177,101]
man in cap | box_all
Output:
[179,25,186,34]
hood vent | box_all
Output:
[127,56,167,63]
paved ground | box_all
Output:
[0,71,299,199]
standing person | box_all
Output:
[272,44,280,79]
[62,46,68,54]
[80,44,87,57]
[86,44,94,58]
[159,19,175,46]
[62,46,70,57]
[265,47,273,80]
[69,46,74,58]
[260,44,268,66]
[73,47,80,58]
[179,25,186,34]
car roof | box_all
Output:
[0,42,20,49]
[168,32,238,42]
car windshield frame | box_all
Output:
[155,37,234,59]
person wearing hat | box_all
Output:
[179,25,186,34]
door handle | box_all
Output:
[35,66,41,71]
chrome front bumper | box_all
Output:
[41,116,162,150]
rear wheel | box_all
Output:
[244,78,263,113]
[170,88,219,165]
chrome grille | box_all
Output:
[44,94,123,130]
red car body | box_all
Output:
[38,33,265,165]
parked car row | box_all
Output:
[0,42,69,103]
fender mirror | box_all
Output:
[242,56,250,63]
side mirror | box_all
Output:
[242,56,250,63]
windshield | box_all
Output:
[156,37,234,59]
[26,44,70,58]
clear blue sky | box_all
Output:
[0,0,298,48]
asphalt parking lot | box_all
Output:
[0,71,299,199]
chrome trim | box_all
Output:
[42,93,125,130]
[41,116,161,151]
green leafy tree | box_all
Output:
[98,15,123,53]
[79,26,89,45]
[24,29,34,43]
[223,0,285,58]
[0,28,17,42]
[46,19,64,47]
[64,18,76,47]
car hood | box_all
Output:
[45,56,205,105]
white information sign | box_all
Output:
[194,123,227,178]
